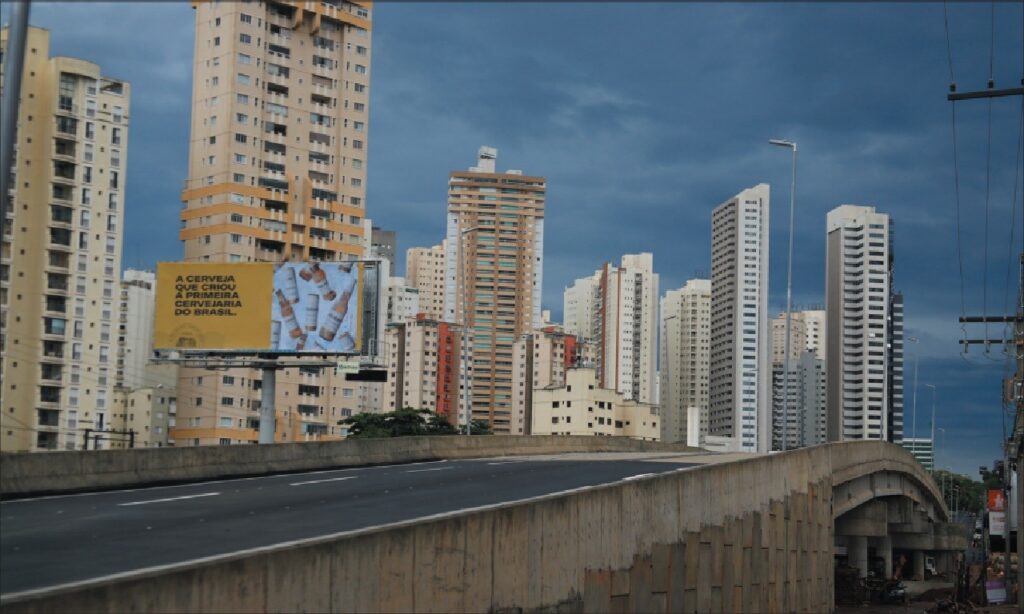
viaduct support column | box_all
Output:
[850,536,868,578]
[879,535,893,579]
[913,550,925,580]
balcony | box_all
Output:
[54,138,77,160]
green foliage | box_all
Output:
[459,419,493,435]
[930,469,986,514]
[340,408,469,439]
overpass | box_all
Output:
[0,437,964,612]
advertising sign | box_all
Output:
[987,489,1007,512]
[990,511,1006,537]
[155,261,376,354]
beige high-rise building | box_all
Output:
[110,363,177,449]
[532,368,660,441]
[384,275,419,324]
[659,279,711,444]
[564,254,659,405]
[709,184,771,453]
[511,327,596,435]
[444,147,545,433]
[173,0,374,446]
[1,27,130,452]
[382,316,463,424]
[771,310,825,364]
[770,310,826,450]
[406,242,446,320]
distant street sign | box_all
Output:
[335,360,360,375]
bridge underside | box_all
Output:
[834,470,965,580]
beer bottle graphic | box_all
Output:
[271,321,282,347]
[282,267,300,303]
[318,268,358,342]
[295,333,308,351]
[276,289,303,339]
[310,263,337,301]
[298,265,313,282]
[305,294,320,332]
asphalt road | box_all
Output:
[0,457,692,596]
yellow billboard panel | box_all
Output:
[155,263,273,349]
[155,261,375,354]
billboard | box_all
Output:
[987,489,1007,512]
[155,261,378,354]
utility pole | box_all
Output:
[946,77,1023,604]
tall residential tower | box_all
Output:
[825,205,902,442]
[709,184,771,452]
[443,147,545,433]
[1,26,130,451]
[659,279,711,444]
[173,0,374,446]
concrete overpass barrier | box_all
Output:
[0,436,697,498]
[2,441,954,613]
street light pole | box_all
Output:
[458,226,479,436]
[769,139,797,452]
[907,336,920,442]
[925,383,936,468]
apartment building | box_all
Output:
[384,276,419,324]
[406,242,446,320]
[770,310,826,449]
[511,327,596,435]
[370,225,395,264]
[443,147,545,433]
[563,254,659,405]
[0,26,130,452]
[563,270,600,340]
[825,205,902,442]
[709,184,771,453]
[109,363,176,449]
[116,269,155,389]
[382,315,463,424]
[532,368,660,441]
[659,279,711,444]
[173,0,374,446]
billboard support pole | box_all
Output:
[259,365,277,444]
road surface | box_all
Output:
[0,455,696,596]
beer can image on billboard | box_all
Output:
[271,262,361,353]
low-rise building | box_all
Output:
[531,368,659,441]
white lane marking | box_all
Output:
[622,473,655,482]
[404,467,454,473]
[0,465,695,603]
[117,492,220,507]
[289,476,357,487]
[486,461,527,465]
[1,460,451,505]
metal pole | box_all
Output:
[0,0,30,212]
[459,229,470,436]
[259,365,277,443]
[926,384,936,468]
[770,139,797,452]
[782,144,796,452]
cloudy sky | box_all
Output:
[5,2,1021,477]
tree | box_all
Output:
[459,419,493,435]
[930,470,985,514]
[340,408,464,439]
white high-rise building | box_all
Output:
[709,184,771,453]
[564,254,659,404]
[116,269,155,389]
[825,205,902,442]
[563,271,601,341]
[770,310,826,450]
[659,279,711,444]
[384,276,419,324]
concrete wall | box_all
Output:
[0,436,697,497]
[2,441,948,613]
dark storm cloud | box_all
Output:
[6,1,1020,475]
